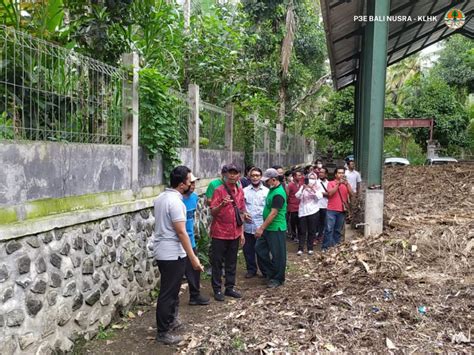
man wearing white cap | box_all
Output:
[183,173,210,306]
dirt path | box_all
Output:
[77,233,327,354]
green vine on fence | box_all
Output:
[139,68,181,181]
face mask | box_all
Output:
[317,163,322,169]
[309,179,317,185]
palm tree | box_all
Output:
[386,54,421,106]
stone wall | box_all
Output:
[0,208,157,354]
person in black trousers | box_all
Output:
[153,166,204,345]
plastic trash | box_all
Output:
[417,306,427,315]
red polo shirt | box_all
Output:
[287,182,300,213]
[210,183,245,240]
[327,181,349,212]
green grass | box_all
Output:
[96,325,115,340]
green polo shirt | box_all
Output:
[205,179,223,199]
[263,184,287,232]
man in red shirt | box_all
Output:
[322,167,353,251]
[287,169,303,242]
[210,164,246,301]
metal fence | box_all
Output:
[253,120,311,167]
[200,100,226,150]
[169,89,190,147]
[0,26,125,144]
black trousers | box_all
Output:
[211,238,239,293]
[156,257,186,333]
[317,208,327,238]
[298,211,319,252]
[289,211,300,240]
[185,247,201,300]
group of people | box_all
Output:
[152,160,361,344]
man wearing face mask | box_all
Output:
[255,168,288,288]
[242,167,268,278]
[210,164,246,301]
[295,172,323,255]
[153,166,204,345]
[314,159,323,177]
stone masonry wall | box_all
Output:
[0,208,157,354]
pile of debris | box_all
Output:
[179,165,473,353]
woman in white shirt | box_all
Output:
[295,172,323,255]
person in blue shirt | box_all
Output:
[183,173,210,306]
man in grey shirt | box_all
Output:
[153,166,203,345]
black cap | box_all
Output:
[222,163,241,173]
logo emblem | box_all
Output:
[444,8,465,29]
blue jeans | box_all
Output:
[322,210,345,250]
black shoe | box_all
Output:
[169,318,183,331]
[225,288,242,298]
[214,291,225,302]
[156,332,183,345]
[245,272,256,279]
[189,294,210,306]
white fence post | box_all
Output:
[188,83,200,174]
[122,52,139,190]
[225,103,234,162]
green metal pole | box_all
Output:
[360,0,390,186]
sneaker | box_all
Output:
[156,332,183,345]
[245,272,256,279]
[308,250,314,255]
[189,294,210,306]
[224,288,242,298]
[267,280,281,288]
[297,250,303,256]
[214,291,225,302]
[169,318,183,331]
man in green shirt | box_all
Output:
[255,168,287,288]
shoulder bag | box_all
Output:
[222,184,244,226]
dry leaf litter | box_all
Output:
[179,165,473,353]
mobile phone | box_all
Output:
[304,177,309,185]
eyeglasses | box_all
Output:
[250,174,261,178]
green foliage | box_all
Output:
[196,220,211,268]
[384,134,425,165]
[402,74,470,150]
[433,34,474,94]
[307,86,355,157]
[0,112,14,139]
[139,69,181,180]
[96,325,115,340]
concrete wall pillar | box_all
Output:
[121,52,139,190]
[225,103,234,161]
[364,189,384,236]
[188,83,200,174]
[264,119,270,167]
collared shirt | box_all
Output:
[327,181,349,212]
[317,179,329,209]
[152,188,187,260]
[210,183,246,240]
[286,181,300,213]
[345,169,361,193]
[243,183,269,234]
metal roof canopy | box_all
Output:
[321,0,474,90]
